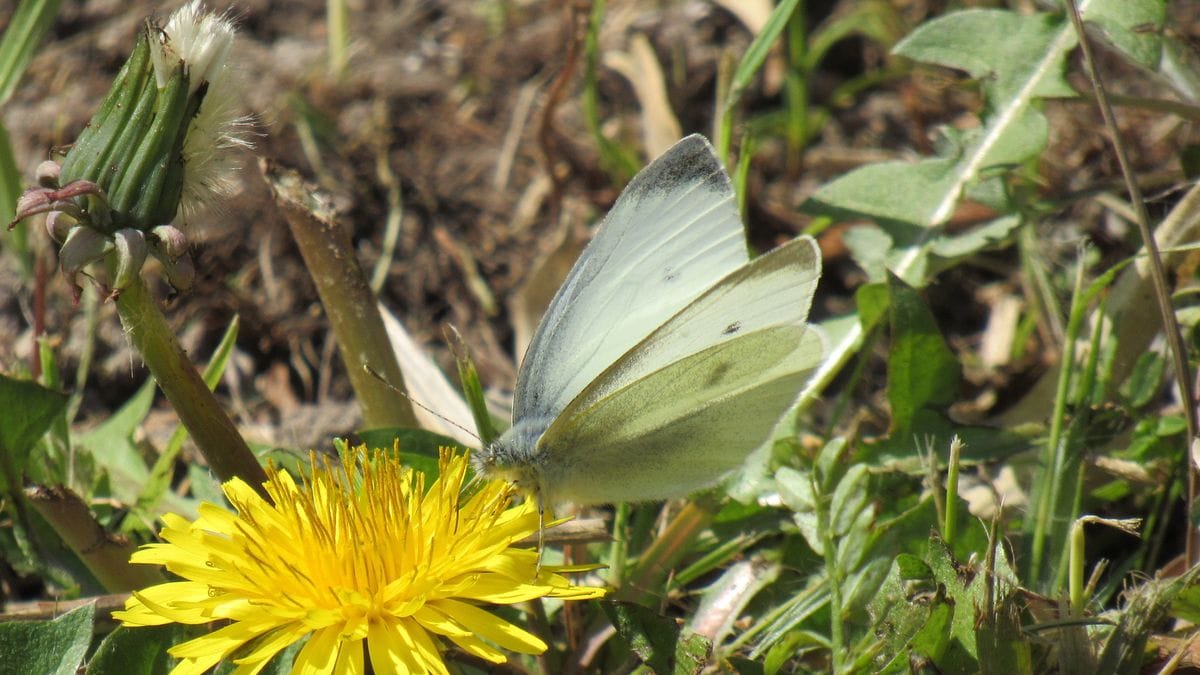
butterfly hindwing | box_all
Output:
[537,326,824,504]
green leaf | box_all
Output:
[451,334,497,447]
[1085,0,1165,69]
[907,598,954,665]
[895,553,933,581]
[1120,351,1165,408]
[675,631,711,675]
[0,602,94,675]
[603,601,710,674]
[75,378,154,502]
[0,121,21,230]
[815,437,845,492]
[356,427,467,480]
[0,373,68,489]
[855,282,890,333]
[775,466,815,512]
[885,275,959,434]
[86,625,183,675]
[0,0,63,106]
[830,464,870,536]
[799,3,1137,403]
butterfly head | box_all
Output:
[473,420,548,497]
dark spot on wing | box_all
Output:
[705,361,733,388]
[663,266,678,282]
[723,321,741,335]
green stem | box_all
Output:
[819,477,844,672]
[1029,255,1085,587]
[943,436,961,549]
[112,270,267,493]
[26,484,163,592]
[263,161,418,430]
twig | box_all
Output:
[1064,0,1198,564]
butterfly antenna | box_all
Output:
[362,364,481,443]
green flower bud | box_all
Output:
[9,1,247,297]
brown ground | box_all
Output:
[1,0,1197,458]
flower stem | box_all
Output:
[25,484,163,592]
[262,160,418,430]
[112,269,267,492]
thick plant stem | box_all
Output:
[113,271,267,493]
[26,484,163,592]
[261,160,418,430]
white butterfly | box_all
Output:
[475,134,823,506]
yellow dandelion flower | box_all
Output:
[113,447,605,674]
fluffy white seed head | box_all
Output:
[149,1,252,217]
[149,1,235,93]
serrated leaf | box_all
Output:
[800,3,1137,401]
[886,275,960,434]
[0,602,94,675]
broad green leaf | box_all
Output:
[869,557,944,673]
[885,275,959,434]
[0,373,67,489]
[86,625,183,675]
[0,601,94,675]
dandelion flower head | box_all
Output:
[114,447,605,674]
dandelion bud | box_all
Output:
[11,1,248,295]
[57,2,240,233]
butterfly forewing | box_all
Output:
[512,135,748,426]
